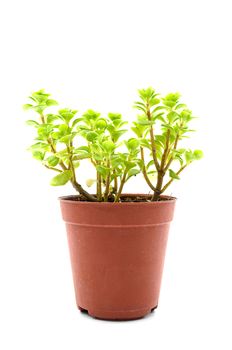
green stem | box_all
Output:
[114,171,127,202]
[151,171,164,201]
[97,170,102,201]
[40,113,67,171]
[71,180,98,202]
[151,129,171,201]
[140,147,156,191]
[40,113,45,124]
[40,113,96,201]
[44,165,62,173]
[113,171,118,193]
[146,106,160,171]
[164,131,180,172]
[160,129,170,171]
[104,160,111,202]
[161,164,187,194]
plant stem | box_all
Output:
[40,113,67,171]
[113,171,118,193]
[161,164,187,194]
[151,171,164,201]
[140,147,156,191]
[40,114,45,124]
[104,160,111,202]
[67,144,76,182]
[114,171,127,202]
[160,129,170,170]
[164,132,180,172]
[71,180,98,201]
[164,123,183,171]
[40,113,96,201]
[97,171,102,201]
[44,165,62,172]
[151,129,171,201]
[146,106,160,171]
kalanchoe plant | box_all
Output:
[24,88,203,202]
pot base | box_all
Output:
[78,305,158,321]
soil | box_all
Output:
[62,194,174,203]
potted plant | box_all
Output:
[24,87,203,320]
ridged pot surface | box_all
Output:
[59,194,176,320]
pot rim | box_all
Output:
[59,193,177,205]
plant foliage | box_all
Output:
[24,88,203,201]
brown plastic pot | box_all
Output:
[59,194,176,320]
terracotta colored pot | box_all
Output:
[59,194,176,320]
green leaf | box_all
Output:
[73,161,80,168]
[46,99,58,106]
[108,113,122,121]
[50,170,72,186]
[153,106,166,113]
[110,129,127,142]
[37,124,54,139]
[23,104,33,111]
[96,165,110,178]
[54,149,69,160]
[95,118,107,129]
[51,132,60,140]
[173,154,184,165]
[140,138,150,149]
[127,168,140,179]
[163,92,181,108]
[146,160,155,169]
[161,124,174,132]
[32,151,44,161]
[46,155,59,167]
[73,152,91,160]
[58,124,69,134]
[102,140,116,153]
[149,97,160,106]
[92,153,103,161]
[193,150,204,160]
[72,118,83,127]
[46,114,61,123]
[167,111,179,123]
[138,87,157,101]
[33,105,48,114]
[134,102,146,113]
[169,169,180,180]
[74,146,90,152]
[58,109,75,123]
[137,118,155,126]
[126,138,140,152]
[59,134,74,143]
[29,142,50,152]
[185,150,194,163]
[32,89,50,103]
[180,109,193,123]
[131,126,143,138]
[112,119,127,128]
[124,161,136,170]
[153,112,165,123]
[155,135,166,146]
[83,110,101,123]
[175,103,187,110]
[111,155,124,168]
[26,120,39,127]
[86,131,98,142]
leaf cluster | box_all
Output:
[24,88,203,201]
[133,87,203,191]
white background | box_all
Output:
[0,0,232,349]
